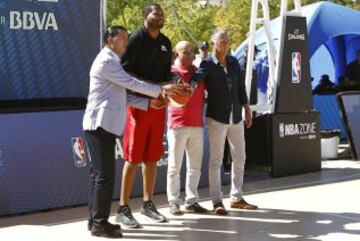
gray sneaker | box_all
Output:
[140,200,167,223]
[169,204,183,216]
[115,205,141,228]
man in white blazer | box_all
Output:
[83,25,179,238]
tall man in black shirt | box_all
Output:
[189,28,258,215]
[115,3,172,228]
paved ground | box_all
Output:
[0,160,359,241]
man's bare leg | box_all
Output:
[116,161,141,228]
[140,161,166,222]
[142,162,157,201]
[119,161,138,205]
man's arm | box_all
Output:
[237,62,249,105]
[189,60,209,89]
[243,103,252,128]
[121,34,140,74]
[127,93,149,111]
[100,58,161,98]
[236,61,252,128]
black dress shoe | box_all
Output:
[88,220,121,231]
[91,222,123,238]
[88,220,92,231]
[140,200,167,223]
[115,205,141,228]
[185,203,208,213]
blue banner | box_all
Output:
[0,109,212,215]
[0,0,103,101]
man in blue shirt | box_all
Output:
[190,28,258,215]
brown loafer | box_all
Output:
[213,202,228,215]
[230,199,258,210]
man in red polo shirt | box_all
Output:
[167,41,208,215]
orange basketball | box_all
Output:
[168,88,192,107]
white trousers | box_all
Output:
[206,118,246,204]
[166,127,204,206]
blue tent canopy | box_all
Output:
[233,1,360,86]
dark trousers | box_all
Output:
[84,128,116,224]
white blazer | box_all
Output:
[83,47,161,136]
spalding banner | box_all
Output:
[0,0,103,101]
[275,15,313,113]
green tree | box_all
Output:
[161,0,219,46]
[107,0,219,48]
[106,0,360,49]
[214,0,280,50]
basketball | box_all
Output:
[168,86,192,107]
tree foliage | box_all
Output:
[106,0,360,50]
[107,0,218,48]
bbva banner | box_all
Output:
[0,0,103,101]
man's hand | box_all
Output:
[244,105,252,129]
[161,83,183,98]
[181,82,195,95]
[149,98,167,109]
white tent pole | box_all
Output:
[260,0,276,108]
[294,0,302,15]
[280,0,288,16]
[246,0,278,113]
[245,0,259,101]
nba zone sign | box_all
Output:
[279,122,316,138]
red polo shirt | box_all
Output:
[168,63,205,129]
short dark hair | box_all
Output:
[142,3,161,18]
[103,25,127,44]
[198,41,209,49]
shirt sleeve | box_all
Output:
[127,93,149,111]
[237,62,249,105]
[94,58,161,98]
[189,60,209,88]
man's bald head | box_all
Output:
[174,41,194,69]
[175,41,192,54]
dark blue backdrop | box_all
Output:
[0,0,102,101]
[0,109,212,216]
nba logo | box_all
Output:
[71,137,88,167]
[279,123,285,138]
[291,52,301,83]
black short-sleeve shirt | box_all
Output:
[121,26,172,84]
